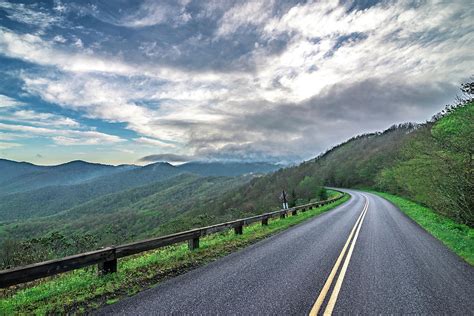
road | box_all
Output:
[97,189,474,315]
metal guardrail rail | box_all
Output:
[0,192,345,288]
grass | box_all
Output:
[370,191,474,265]
[0,192,349,315]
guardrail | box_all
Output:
[0,192,345,288]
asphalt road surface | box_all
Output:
[97,189,474,315]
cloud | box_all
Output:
[4,110,80,127]
[134,137,176,148]
[0,142,21,150]
[0,0,472,163]
[114,0,192,28]
[52,136,110,146]
[0,131,30,141]
[73,38,83,49]
[138,153,193,163]
[215,1,274,38]
[0,122,125,146]
[0,95,24,107]
[0,28,138,75]
[0,1,64,29]
[53,35,67,43]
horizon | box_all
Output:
[0,156,288,167]
[1,1,473,165]
[1,116,426,167]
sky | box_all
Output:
[0,0,472,165]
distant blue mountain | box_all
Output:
[0,159,280,221]
[0,159,137,195]
[0,159,280,195]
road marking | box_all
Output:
[324,196,369,315]
[309,195,369,316]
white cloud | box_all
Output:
[74,38,84,49]
[53,35,67,43]
[5,110,80,127]
[0,94,25,107]
[0,141,21,150]
[0,28,137,75]
[0,131,33,141]
[52,136,106,146]
[134,137,176,148]
[216,1,274,38]
[107,0,191,28]
[0,1,63,28]
[0,122,125,146]
[53,1,67,14]
[0,27,246,85]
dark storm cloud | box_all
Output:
[138,153,194,163]
[181,78,459,162]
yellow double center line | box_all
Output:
[309,195,369,316]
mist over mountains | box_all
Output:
[0,160,281,222]
[0,159,281,196]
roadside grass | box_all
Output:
[0,192,349,314]
[370,191,473,265]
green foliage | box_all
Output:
[0,174,249,266]
[1,232,97,269]
[377,102,473,225]
[318,187,329,200]
[370,191,473,265]
[296,176,321,201]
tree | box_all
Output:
[289,189,297,207]
[296,176,320,201]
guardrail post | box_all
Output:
[280,212,286,219]
[262,218,268,226]
[292,209,297,216]
[98,248,117,275]
[188,237,200,250]
[234,225,243,235]
[302,207,306,212]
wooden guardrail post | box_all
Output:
[188,237,200,250]
[98,248,117,275]
[280,212,286,219]
[262,217,268,226]
[291,209,298,216]
[302,207,307,212]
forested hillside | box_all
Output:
[0,174,250,268]
[377,102,473,225]
[0,160,136,195]
[0,162,280,268]
[207,100,472,226]
[0,161,280,222]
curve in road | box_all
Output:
[97,190,474,315]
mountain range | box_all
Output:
[0,160,280,222]
[0,159,280,196]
